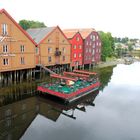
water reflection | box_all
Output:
[0,84,99,140]
[97,65,115,90]
[2,63,140,140]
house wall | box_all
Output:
[0,11,36,72]
[69,33,83,67]
[39,27,71,66]
[83,31,101,65]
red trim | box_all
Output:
[73,70,97,75]
[37,82,100,100]
[50,74,77,81]
[0,9,37,46]
[63,72,89,78]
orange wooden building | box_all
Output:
[27,26,71,72]
[0,9,37,84]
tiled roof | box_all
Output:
[63,28,95,39]
[27,27,55,44]
[63,30,79,39]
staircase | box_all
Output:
[36,64,56,74]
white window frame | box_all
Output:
[2,23,8,35]
[48,56,52,62]
[3,58,9,65]
[73,45,76,49]
[63,47,65,53]
[76,37,80,41]
[62,56,65,61]
[3,44,8,53]
[48,47,52,53]
[74,53,76,58]
[79,53,81,58]
[21,57,25,64]
[20,45,25,52]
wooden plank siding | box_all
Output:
[0,9,36,72]
[83,31,101,65]
[63,31,83,67]
[27,26,71,66]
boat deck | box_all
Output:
[38,79,97,94]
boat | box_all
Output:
[37,70,100,103]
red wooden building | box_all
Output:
[64,28,101,68]
[63,30,83,69]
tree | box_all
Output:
[128,43,133,52]
[99,31,114,61]
[19,20,46,30]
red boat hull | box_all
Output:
[37,82,100,102]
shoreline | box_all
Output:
[96,59,125,68]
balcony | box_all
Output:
[55,51,61,56]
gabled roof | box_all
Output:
[63,30,79,39]
[27,27,55,44]
[0,9,37,45]
[63,28,96,39]
[27,26,71,45]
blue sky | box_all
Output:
[0,0,140,38]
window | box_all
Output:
[3,44,8,53]
[73,45,76,49]
[86,48,88,53]
[35,47,39,54]
[3,58,9,65]
[2,23,8,35]
[90,35,93,40]
[96,42,98,46]
[79,53,81,58]
[92,35,95,41]
[48,47,52,53]
[48,56,52,62]
[96,49,98,53]
[20,45,25,52]
[21,57,25,64]
[74,53,76,58]
[62,56,65,61]
[86,41,88,45]
[76,37,80,41]
[89,48,91,53]
[5,118,11,127]
[97,36,99,40]
[79,45,82,49]
[90,41,92,46]
[62,47,65,53]
[92,49,95,55]
[22,103,26,110]
[5,109,11,117]
[92,44,95,48]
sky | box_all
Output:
[0,0,140,38]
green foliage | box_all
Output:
[128,44,133,52]
[19,20,46,30]
[99,31,114,61]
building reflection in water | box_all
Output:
[0,84,99,140]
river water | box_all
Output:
[0,62,140,140]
